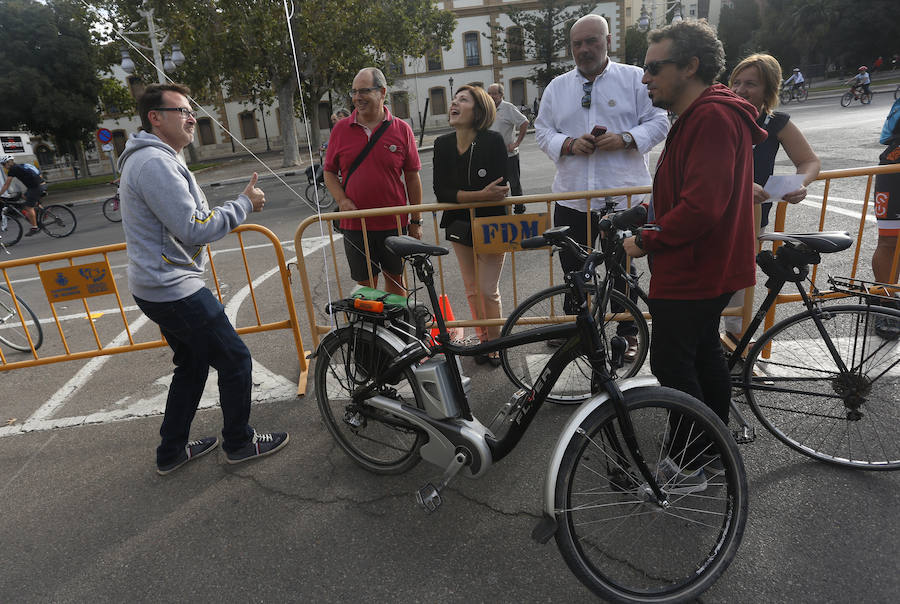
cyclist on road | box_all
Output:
[783,67,805,96]
[0,154,41,236]
[850,66,872,96]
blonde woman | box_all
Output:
[433,85,509,366]
[724,53,820,343]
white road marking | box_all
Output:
[0,235,334,439]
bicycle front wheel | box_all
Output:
[744,304,900,470]
[0,285,43,351]
[554,386,748,602]
[39,204,76,238]
[779,89,792,104]
[102,197,121,222]
[500,284,649,405]
[1,213,23,246]
[840,92,853,107]
[315,325,427,474]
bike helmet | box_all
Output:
[793,67,800,72]
[858,66,868,72]
[0,154,13,164]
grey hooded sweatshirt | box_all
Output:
[117,132,252,302]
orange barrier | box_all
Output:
[0,224,310,395]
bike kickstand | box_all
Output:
[415,450,469,513]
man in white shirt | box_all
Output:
[535,13,669,355]
[488,82,529,213]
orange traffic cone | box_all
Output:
[431,294,465,343]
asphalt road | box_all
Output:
[1,93,898,602]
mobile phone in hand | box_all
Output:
[591,125,607,136]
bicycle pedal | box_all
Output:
[733,425,756,444]
[415,483,443,513]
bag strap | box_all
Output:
[342,119,393,189]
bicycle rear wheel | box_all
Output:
[39,204,76,238]
[0,285,43,351]
[500,284,649,404]
[315,325,426,474]
[840,92,853,107]
[1,212,23,246]
[305,182,335,211]
[554,386,748,602]
[797,87,808,102]
[102,197,121,222]
[744,304,900,470]
[861,91,874,105]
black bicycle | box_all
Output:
[0,194,77,242]
[721,232,900,470]
[313,214,748,602]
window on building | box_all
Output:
[510,78,527,108]
[391,92,410,119]
[507,26,524,62]
[464,32,481,67]
[429,88,447,115]
[239,111,258,139]
[427,49,442,71]
[112,130,127,156]
[197,118,216,146]
[318,102,331,129]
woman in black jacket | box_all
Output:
[433,84,509,366]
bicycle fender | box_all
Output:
[536,376,660,533]
[310,322,409,360]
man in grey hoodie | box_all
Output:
[118,83,289,475]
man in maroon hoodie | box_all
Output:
[624,21,767,428]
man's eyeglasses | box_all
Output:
[153,107,197,119]
[581,81,593,108]
[642,59,679,76]
[350,86,380,97]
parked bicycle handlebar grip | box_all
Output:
[521,235,547,249]
[610,204,648,230]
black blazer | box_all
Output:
[433,129,509,228]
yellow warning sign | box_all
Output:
[40,261,115,303]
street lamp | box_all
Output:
[118,4,184,84]
[637,2,684,32]
[449,76,454,97]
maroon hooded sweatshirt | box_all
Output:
[640,83,768,299]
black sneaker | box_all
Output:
[25,227,40,237]
[226,431,290,464]
[157,436,219,475]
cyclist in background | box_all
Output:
[783,67,805,96]
[0,154,41,235]
[850,66,872,96]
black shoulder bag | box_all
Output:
[333,119,393,233]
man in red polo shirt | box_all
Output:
[324,67,423,295]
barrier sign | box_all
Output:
[473,213,551,253]
[40,261,116,303]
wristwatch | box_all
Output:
[621,132,634,149]
[634,230,644,250]
[409,219,422,225]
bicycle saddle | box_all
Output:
[759,231,853,254]
[385,235,449,257]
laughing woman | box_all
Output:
[433,84,510,367]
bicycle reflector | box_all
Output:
[354,298,384,312]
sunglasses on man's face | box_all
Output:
[642,59,679,76]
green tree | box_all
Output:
[624,25,648,66]
[98,77,136,117]
[488,0,595,93]
[100,0,454,167]
[0,0,105,168]
[718,0,761,75]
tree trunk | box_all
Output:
[77,141,91,178]
[277,78,301,167]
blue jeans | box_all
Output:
[134,288,254,466]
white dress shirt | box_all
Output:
[535,61,669,210]
[490,100,529,157]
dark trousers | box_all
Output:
[554,203,638,336]
[134,288,255,465]
[648,293,733,424]
[507,154,523,196]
